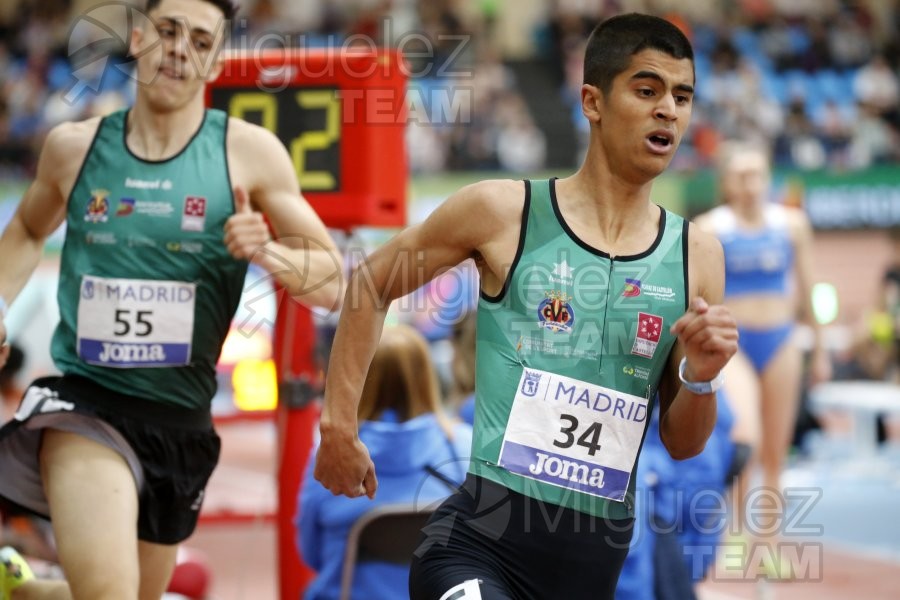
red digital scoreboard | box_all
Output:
[206,48,408,229]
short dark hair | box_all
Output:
[146,0,238,22]
[583,13,694,94]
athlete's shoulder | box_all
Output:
[450,178,526,218]
[777,203,812,235]
[686,221,723,255]
[225,116,280,145]
[419,179,526,252]
[43,117,102,161]
[225,116,289,164]
[36,117,103,187]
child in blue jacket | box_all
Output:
[297,325,471,600]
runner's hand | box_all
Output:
[224,186,271,263]
[314,429,378,499]
[670,297,738,383]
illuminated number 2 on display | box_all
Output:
[216,88,341,192]
[291,91,340,191]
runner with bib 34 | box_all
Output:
[314,12,738,600]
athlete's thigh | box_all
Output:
[722,350,761,447]
[137,540,179,600]
[758,340,803,452]
[40,429,141,597]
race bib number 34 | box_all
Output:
[76,275,196,368]
[498,368,649,502]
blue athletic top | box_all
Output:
[708,204,794,298]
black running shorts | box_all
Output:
[409,474,634,600]
[0,375,220,544]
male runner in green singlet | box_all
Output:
[0,1,343,598]
[315,13,738,600]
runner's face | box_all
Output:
[132,0,226,110]
[587,49,694,182]
[721,151,770,210]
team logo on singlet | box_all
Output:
[642,283,677,302]
[622,278,642,297]
[623,364,651,380]
[84,190,109,223]
[550,259,575,285]
[631,312,663,358]
[182,196,207,231]
[116,197,135,216]
[537,291,575,333]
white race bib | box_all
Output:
[76,275,196,368]
[498,368,649,502]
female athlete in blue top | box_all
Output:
[695,141,831,578]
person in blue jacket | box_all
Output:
[297,324,471,600]
[615,387,748,600]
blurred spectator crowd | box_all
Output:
[552,0,900,172]
[0,0,898,177]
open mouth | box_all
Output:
[646,130,675,152]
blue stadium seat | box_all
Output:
[761,70,788,103]
[816,70,844,102]
[731,27,761,55]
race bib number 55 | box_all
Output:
[76,275,196,368]
[498,368,649,502]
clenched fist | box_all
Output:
[224,186,271,263]
[669,296,738,382]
